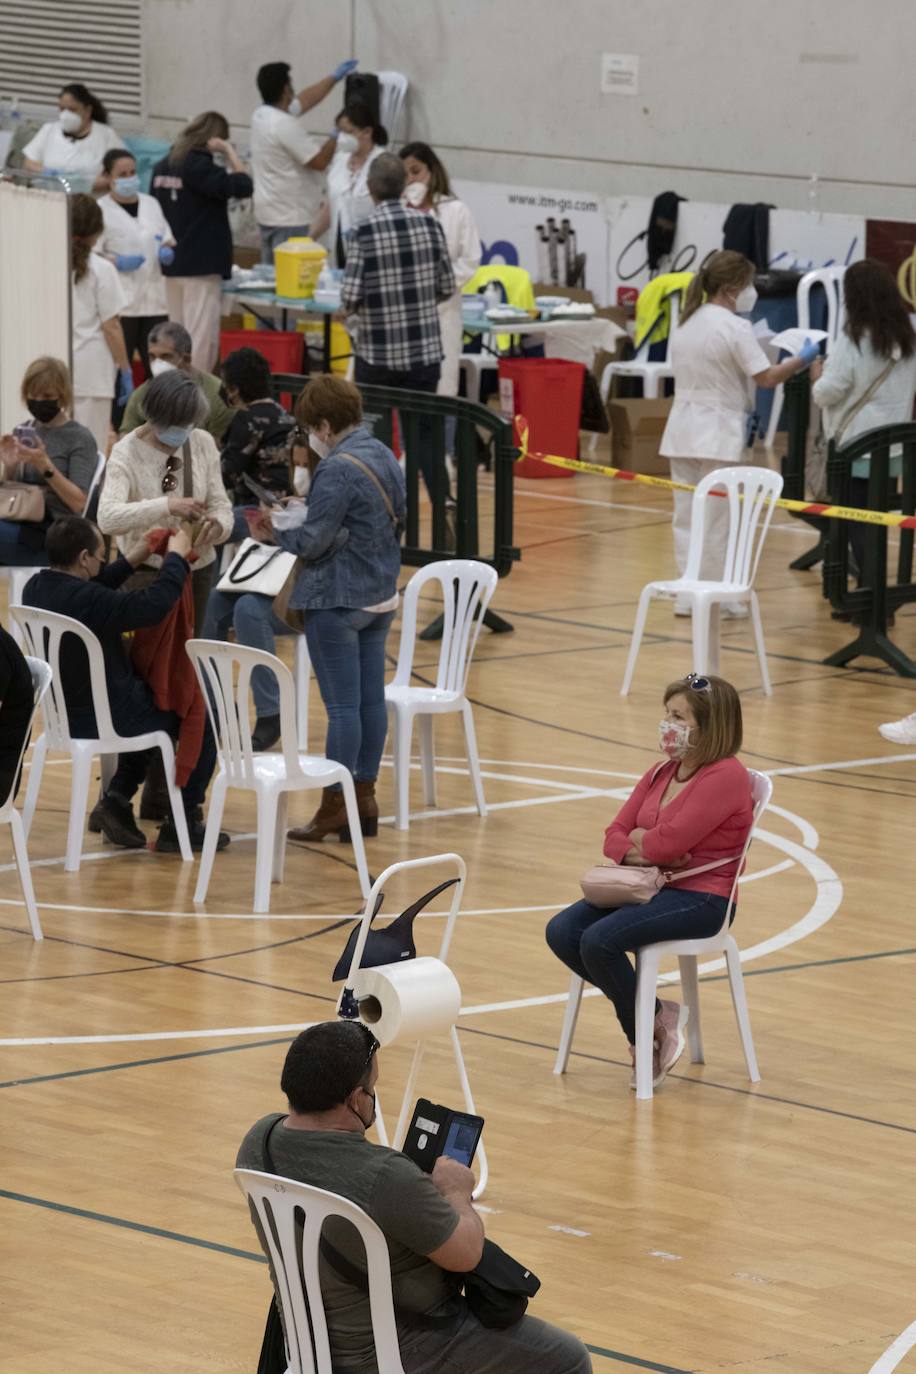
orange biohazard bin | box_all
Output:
[498,358,584,478]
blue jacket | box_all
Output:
[273,426,406,610]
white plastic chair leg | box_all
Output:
[620,586,654,695]
[273,792,288,883]
[634,949,661,1100]
[553,973,584,1074]
[253,787,279,914]
[724,935,761,1081]
[10,809,42,940]
[22,733,47,838]
[764,383,784,450]
[691,598,713,677]
[193,775,227,904]
[677,955,704,1063]
[643,373,660,399]
[461,701,486,818]
[294,635,310,751]
[418,714,436,807]
[65,749,93,872]
[159,744,193,863]
[749,592,772,696]
[392,708,413,830]
[339,772,371,898]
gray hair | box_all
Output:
[141,369,210,429]
[367,152,406,202]
[148,320,193,362]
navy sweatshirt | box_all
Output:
[151,148,253,279]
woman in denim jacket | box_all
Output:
[270,375,405,842]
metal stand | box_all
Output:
[337,853,488,1199]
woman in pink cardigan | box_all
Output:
[546,674,753,1089]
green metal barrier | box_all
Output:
[823,422,916,675]
[270,374,520,634]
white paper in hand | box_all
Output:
[769,327,829,354]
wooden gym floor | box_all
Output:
[3,449,916,1374]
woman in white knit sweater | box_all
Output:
[98,369,234,631]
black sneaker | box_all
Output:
[251,713,282,752]
[154,809,230,854]
[89,793,147,849]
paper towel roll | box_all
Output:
[351,957,461,1046]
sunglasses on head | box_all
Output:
[683,673,711,691]
[161,453,182,494]
[350,1019,380,1077]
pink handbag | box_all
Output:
[580,855,741,908]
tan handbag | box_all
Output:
[0,481,46,522]
[580,855,742,908]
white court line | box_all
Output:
[767,752,916,777]
[868,1321,916,1374]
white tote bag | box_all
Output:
[216,538,298,597]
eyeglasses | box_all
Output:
[161,454,182,493]
[357,1022,380,1073]
[683,673,711,691]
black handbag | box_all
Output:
[331,878,459,981]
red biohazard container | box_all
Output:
[498,359,584,478]
[219,330,304,374]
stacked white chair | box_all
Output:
[764,266,847,450]
[587,290,680,456]
[385,560,498,830]
[186,640,370,914]
[235,1169,406,1374]
[620,465,784,695]
[378,72,409,144]
[554,769,772,1099]
[12,605,193,870]
[3,656,52,940]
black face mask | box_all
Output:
[26,398,61,424]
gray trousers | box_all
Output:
[399,1310,592,1374]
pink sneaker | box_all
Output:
[654,999,689,1080]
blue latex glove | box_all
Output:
[115,253,145,273]
[797,337,821,367]
[332,59,358,81]
[158,243,175,266]
[116,368,135,406]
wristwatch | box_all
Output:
[40,468,55,481]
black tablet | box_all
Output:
[402,1098,484,1173]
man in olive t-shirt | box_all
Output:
[119,320,235,440]
[236,1021,592,1374]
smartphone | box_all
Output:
[441,1113,485,1167]
[12,425,38,449]
[242,472,283,507]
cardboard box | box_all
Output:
[609,398,673,475]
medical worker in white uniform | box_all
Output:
[98,148,175,381]
[400,141,482,397]
[660,250,818,612]
[23,83,122,193]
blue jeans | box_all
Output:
[303,607,395,782]
[202,588,295,717]
[259,223,311,264]
[545,888,730,1044]
[0,519,48,567]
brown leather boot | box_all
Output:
[288,787,350,843]
[341,779,379,840]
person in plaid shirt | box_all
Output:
[342,154,455,499]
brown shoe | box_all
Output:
[341,779,379,840]
[288,786,350,843]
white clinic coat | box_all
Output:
[660,304,770,461]
[98,193,175,317]
[431,196,482,396]
[72,253,126,399]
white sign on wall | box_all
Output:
[452,177,611,302]
[601,53,639,96]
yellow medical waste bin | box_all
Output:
[273,237,328,299]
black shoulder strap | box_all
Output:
[182,439,193,499]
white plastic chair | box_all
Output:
[385,561,498,830]
[6,450,107,646]
[235,1168,406,1374]
[554,769,771,1100]
[186,640,369,913]
[12,605,193,870]
[377,72,409,145]
[2,656,52,940]
[764,266,847,449]
[620,465,783,696]
[588,290,680,456]
[294,633,310,751]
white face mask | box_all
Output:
[734,284,758,314]
[287,96,302,117]
[149,358,177,378]
[658,718,694,759]
[403,181,428,207]
[58,108,83,135]
[309,431,331,459]
[292,464,311,497]
[336,131,359,155]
